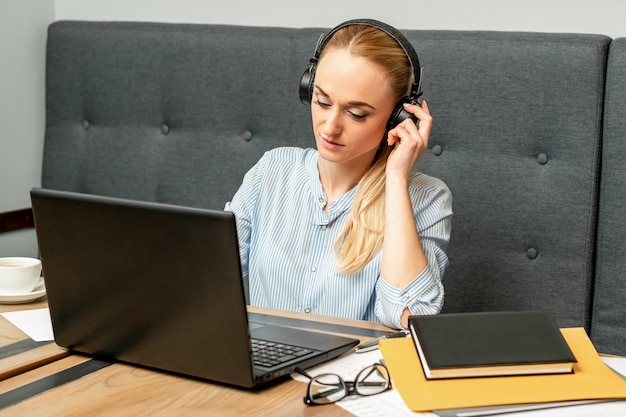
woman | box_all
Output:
[226,19,452,329]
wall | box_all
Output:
[55,0,626,38]
[2,0,626,257]
[0,0,54,257]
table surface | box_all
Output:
[0,299,393,416]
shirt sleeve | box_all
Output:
[224,154,268,302]
[375,175,453,328]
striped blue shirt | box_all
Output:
[225,147,452,328]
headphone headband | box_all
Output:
[299,18,423,106]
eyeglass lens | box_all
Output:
[355,364,390,396]
[309,374,346,404]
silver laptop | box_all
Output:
[30,188,359,388]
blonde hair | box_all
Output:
[320,24,414,273]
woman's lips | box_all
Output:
[321,136,344,151]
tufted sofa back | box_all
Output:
[43,22,321,210]
[591,38,626,355]
[405,31,609,329]
[43,21,624,354]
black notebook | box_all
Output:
[408,311,577,379]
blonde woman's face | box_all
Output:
[311,48,395,166]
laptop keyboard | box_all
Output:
[251,339,315,368]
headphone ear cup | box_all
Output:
[387,97,420,130]
[299,64,316,104]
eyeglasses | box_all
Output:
[294,363,392,405]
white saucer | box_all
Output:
[0,277,46,304]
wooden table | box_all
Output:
[0,302,393,416]
[0,299,68,381]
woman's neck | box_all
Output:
[317,158,368,206]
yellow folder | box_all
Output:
[379,327,626,412]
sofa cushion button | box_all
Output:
[82,120,90,130]
[526,248,538,259]
[432,144,443,156]
[537,153,548,165]
[161,124,170,135]
[243,130,253,141]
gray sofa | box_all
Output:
[40,21,625,355]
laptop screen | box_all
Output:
[30,188,359,388]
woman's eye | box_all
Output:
[348,111,367,121]
[314,100,331,109]
[314,99,366,121]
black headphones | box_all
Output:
[299,18,424,130]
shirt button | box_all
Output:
[311,265,317,272]
[318,197,324,203]
[402,292,410,299]
[304,307,311,313]
[321,225,327,231]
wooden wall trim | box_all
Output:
[0,208,35,234]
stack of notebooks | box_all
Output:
[379,310,626,413]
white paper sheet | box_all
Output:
[291,348,385,382]
[1,307,54,342]
[339,389,434,416]
[603,356,626,380]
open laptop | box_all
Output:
[30,188,359,388]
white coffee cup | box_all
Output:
[0,257,42,294]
